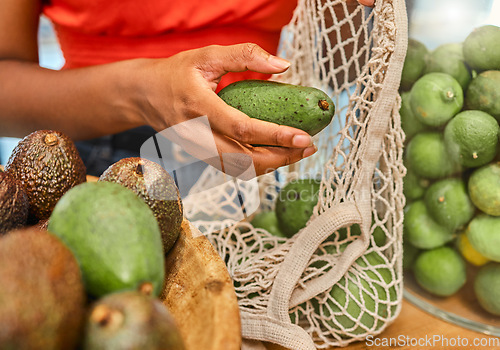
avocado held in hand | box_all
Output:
[218,80,335,136]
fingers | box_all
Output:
[346,0,375,7]
[358,0,375,6]
[249,145,318,175]
[189,86,314,148]
[209,133,318,177]
[197,43,291,76]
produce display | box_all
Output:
[400,24,500,317]
[0,130,185,349]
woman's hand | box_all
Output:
[131,43,317,176]
[350,0,375,6]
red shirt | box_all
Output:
[42,0,297,89]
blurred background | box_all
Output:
[1,0,500,166]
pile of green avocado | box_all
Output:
[400,24,500,316]
[0,130,185,349]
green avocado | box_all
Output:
[275,178,321,238]
[314,251,397,336]
[218,80,335,136]
[250,210,284,237]
[48,181,165,298]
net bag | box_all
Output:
[182,0,408,348]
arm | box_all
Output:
[0,0,316,175]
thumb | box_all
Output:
[201,43,291,75]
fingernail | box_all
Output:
[269,55,291,70]
[292,134,313,147]
[302,145,317,158]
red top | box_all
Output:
[42,0,297,89]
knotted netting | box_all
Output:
[182,0,408,348]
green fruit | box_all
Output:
[444,110,499,168]
[48,181,165,298]
[5,130,87,221]
[403,236,420,270]
[275,178,321,238]
[468,162,500,216]
[413,246,466,297]
[463,25,500,72]
[466,214,500,262]
[424,178,475,232]
[404,200,454,250]
[403,167,430,201]
[409,73,463,127]
[83,291,185,350]
[401,39,429,91]
[465,70,500,122]
[474,263,500,316]
[456,232,490,267]
[337,223,386,247]
[0,171,29,234]
[425,43,471,90]
[0,227,86,350]
[400,91,428,141]
[250,210,284,237]
[218,80,335,136]
[318,251,397,336]
[405,132,460,179]
[99,157,183,254]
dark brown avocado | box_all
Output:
[0,171,29,234]
[5,130,86,221]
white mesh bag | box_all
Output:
[182,0,408,348]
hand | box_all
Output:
[347,0,375,6]
[357,0,374,6]
[132,43,317,177]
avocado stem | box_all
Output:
[138,281,154,296]
[91,305,124,329]
[43,133,59,146]
[135,163,144,176]
[318,99,330,111]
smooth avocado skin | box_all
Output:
[218,80,335,136]
[48,181,165,298]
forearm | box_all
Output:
[0,59,146,140]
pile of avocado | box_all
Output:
[400,25,500,316]
[0,130,185,349]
